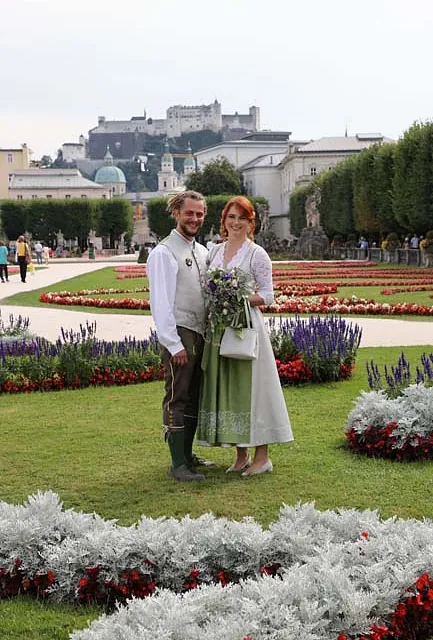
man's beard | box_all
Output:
[178,221,200,239]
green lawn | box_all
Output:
[0,267,150,314]
[2,262,433,637]
[3,345,433,638]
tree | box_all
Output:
[51,149,69,169]
[393,121,433,234]
[39,155,53,168]
[373,143,397,237]
[0,201,29,240]
[289,185,312,235]
[96,200,133,248]
[185,158,242,196]
[62,199,97,250]
[353,146,380,236]
[316,156,357,239]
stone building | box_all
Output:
[8,168,111,200]
[195,132,393,239]
[0,143,32,199]
[61,135,87,163]
[94,147,127,196]
[87,101,260,159]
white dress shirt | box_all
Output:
[147,233,191,356]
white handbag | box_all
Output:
[219,300,258,361]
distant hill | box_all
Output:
[88,129,224,161]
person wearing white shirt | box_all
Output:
[34,241,43,265]
[147,191,214,482]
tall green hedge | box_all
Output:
[393,121,433,234]
[0,199,132,249]
[288,185,312,235]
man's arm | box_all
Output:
[147,246,184,356]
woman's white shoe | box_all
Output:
[226,456,251,473]
[241,459,273,477]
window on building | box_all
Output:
[32,195,38,199]
[81,195,87,198]
[102,195,106,199]
[17,195,23,200]
[163,180,167,188]
[65,194,71,199]
[310,166,317,176]
[7,153,13,163]
[46,195,52,199]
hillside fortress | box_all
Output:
[87,100,260,159]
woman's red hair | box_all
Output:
[220,196,256,240]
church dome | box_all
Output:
[95,164,126,184]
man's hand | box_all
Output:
[171,348,188,366]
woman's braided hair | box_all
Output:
[166,191,206,217]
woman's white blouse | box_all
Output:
[211,241,274,306]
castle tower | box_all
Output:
[158,141,177,191]
[183,142,195,176]
[249,106,260,131]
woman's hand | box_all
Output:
[248,294,264,307]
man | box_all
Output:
[147,190,214,482]
[16,235,31,283]
[34,241,43,265]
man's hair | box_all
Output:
[167,191,206,217]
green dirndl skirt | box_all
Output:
[197,329,253,446]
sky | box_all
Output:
[1,0,433,159]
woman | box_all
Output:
[0,241,9,282]
[16,235,31,283]
[197,196,293,475]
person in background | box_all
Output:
[16,235,31,283]
[410,234,419,249]
[0,241,9,282]
[147,190,215,482]
[34,240,43,265]
[42,244,50,265]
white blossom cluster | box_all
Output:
[346,383,433,447]
[2,492,433,638]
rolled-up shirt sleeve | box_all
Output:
[252,247,274,306]
[147,246,184,355]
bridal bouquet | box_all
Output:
[202,267,255,334]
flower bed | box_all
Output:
[0,316,360,393]
[39,261,433,315]
[40,288,433,316]
[0,322,162,393]
[40,290,150,310]
[3,492,433,639]
[114,265,146,279]
[270,316,361,384]
[346,352,433,461]
[268,295,433,316]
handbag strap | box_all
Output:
[244,298,253,329]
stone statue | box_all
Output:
[296,189,328,259]
[259,205,270,234]
[305,190,321,228]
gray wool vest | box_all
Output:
[160,230,208,336]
